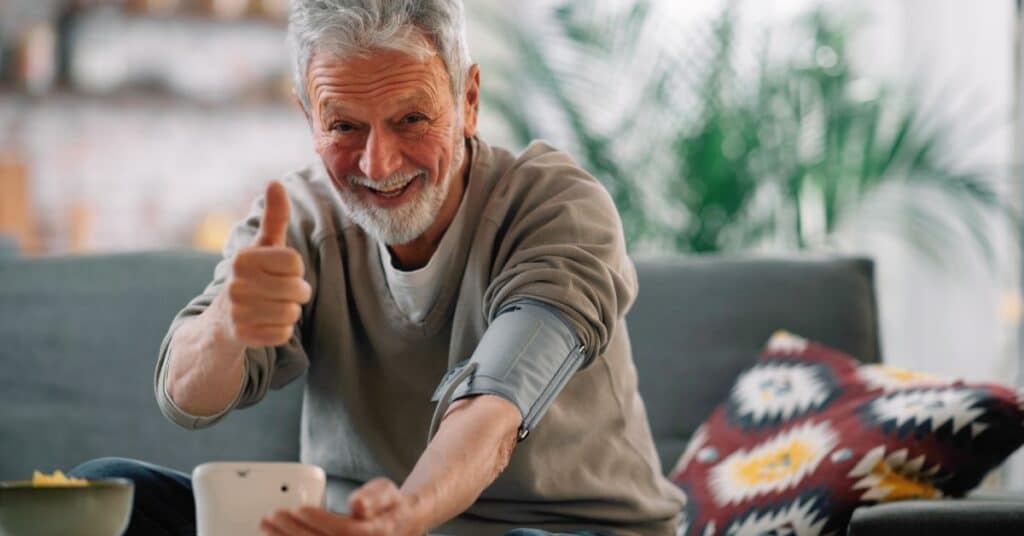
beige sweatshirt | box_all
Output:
[155,137,685,535]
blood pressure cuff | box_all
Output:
[429,299,585,442]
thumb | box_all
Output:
[348,479,400,519]
[256,181,290,247]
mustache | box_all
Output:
[346,169,427,191]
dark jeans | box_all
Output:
[69,457,603,536]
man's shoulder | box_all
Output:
[514,139,575,163]
[484,138,615,218]
[497,139,590,182]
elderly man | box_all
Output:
[70,1,685,534]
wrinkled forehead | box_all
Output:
[306,44,453,118]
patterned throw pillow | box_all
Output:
[670,331,1024,536]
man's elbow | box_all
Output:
[492,424,517,479]
[482,395,521,480]
[445,394,521,480]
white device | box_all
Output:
[192,462,327,536]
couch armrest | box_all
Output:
[849,500,1024,536]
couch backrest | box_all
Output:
[0,252,881,482]
[0,251,304,479]
[627,255,881,474]
[0,235,18,259]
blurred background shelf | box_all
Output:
[2,2,293,101]
[0,0,304,256]
[0,87,294,106]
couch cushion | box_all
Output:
[669,331,1024,535]
[627,255,880,473]
[849,500,1024,536]
[0,251,304,479]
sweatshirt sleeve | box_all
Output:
[482,146,638,367]
[154,181,316,430]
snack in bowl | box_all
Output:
[0,469,133,536]
[31,469,89,487]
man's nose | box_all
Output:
[359,128,403,181]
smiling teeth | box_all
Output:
[372,173,421,195]
[348,172,423,197]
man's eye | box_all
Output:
[332,122,355,132]
[403,114,427,125]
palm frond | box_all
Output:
[477,1,1016,266]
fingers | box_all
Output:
[232,248,305,278]
[292,506,394,536]
[227,277,312,307]
[256,181,291,248]
[259,522,289,536]
[261,505,411,536]
[294,506,348,527]
[349,478,402,520]
[225,243,310,348]
[260,508,330,536]
[228,300,301,326]
[232,324,295,348]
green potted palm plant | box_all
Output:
[481,0,1012,265]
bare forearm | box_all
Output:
[400,395,520,533]
[165,292,247,416]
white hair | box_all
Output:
[288,0,473,112]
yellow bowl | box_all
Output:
[0,478,133,536]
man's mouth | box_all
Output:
[361,172,424,202]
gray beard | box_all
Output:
[336,139,465,246]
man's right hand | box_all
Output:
[223,181,312,348]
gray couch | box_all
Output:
[0,251,1019,535]
[0,235,18,259]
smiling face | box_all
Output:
[304,40,478,247]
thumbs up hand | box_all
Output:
[224,181,312,348]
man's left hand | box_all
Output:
[259,478,424,536]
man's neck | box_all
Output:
[387,139,472,271]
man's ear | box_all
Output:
[462,64,481,138]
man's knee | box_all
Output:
[70,457,145,478]
[69,457,194,534]
[69,457,185,487]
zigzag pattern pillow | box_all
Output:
[670,331,1024,536]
